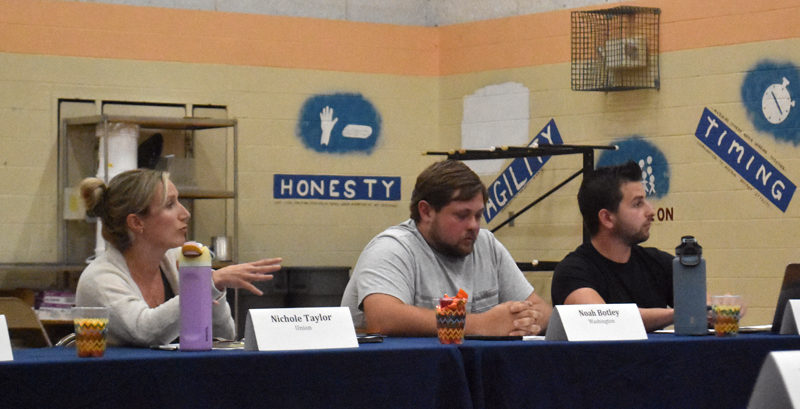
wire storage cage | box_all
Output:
[571,6,660,91]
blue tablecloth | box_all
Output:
[459,333,800,409]
[0,337,471,409]
[1,333,799,409]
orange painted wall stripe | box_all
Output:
[438,0,800,74]
[0,0,439,75]
[2,0,800,76]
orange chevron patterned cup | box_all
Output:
[711,295,742,337]
[435,297,467,345]
[73,307,110,357]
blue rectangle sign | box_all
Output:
[694,108,795,212]
[274,174,401,201]
[484,119,564,222]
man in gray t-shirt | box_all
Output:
[341,160,552,336]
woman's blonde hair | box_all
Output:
[80,169,169,252]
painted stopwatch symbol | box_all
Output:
[761,77,796,124]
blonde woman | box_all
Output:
[76,169,280,346]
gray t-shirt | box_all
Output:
[341,219,534,328]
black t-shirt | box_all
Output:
[551,241,674,307]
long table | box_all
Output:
[1,333,798,409]
[0,338,471,409]
[460,333,800,409]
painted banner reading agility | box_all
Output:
[694,108,795,212]
[484,119,563,223]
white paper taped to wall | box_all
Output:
[461,82,530,175]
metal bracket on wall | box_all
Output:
[425,143,615,240]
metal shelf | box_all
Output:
[0,263,85,274]
[58,113,238,265]
[63,115,236,130]
[177,188,235,200]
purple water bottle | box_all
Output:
[178,241,213,351]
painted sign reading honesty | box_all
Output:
[274,174,400,201]
[484,119,563,223]
[694,108,796,212]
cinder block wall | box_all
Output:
[2,0,800,325]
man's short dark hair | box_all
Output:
[578,160,643,236]
[410,160,487,222]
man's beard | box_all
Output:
[427,225,475,258]
[432,240,473,258]
[615,221,650,246]
[622,228,649,246]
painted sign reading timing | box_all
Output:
[484,119,563,223]
[694,108,796,212]
[274,174,400,201]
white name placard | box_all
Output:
[545,303,647,341]
[0,315,13,361]
[747,350,800,409]
[244,307,358,351]
[779,299,800,335]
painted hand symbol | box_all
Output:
[320,106,338,146]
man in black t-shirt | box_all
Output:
[551,161,675,331]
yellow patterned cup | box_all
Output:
[435,298,467,344]
[711,295,742,337]
[73,307,109,357]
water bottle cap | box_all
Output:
[181,241,204,257]
[675,235,702,267]
[179,241,212,266]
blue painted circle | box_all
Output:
[296,93,382,154]
[741,60,800,145]
[596,137,670,199]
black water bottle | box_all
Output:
[673,236,707,335]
